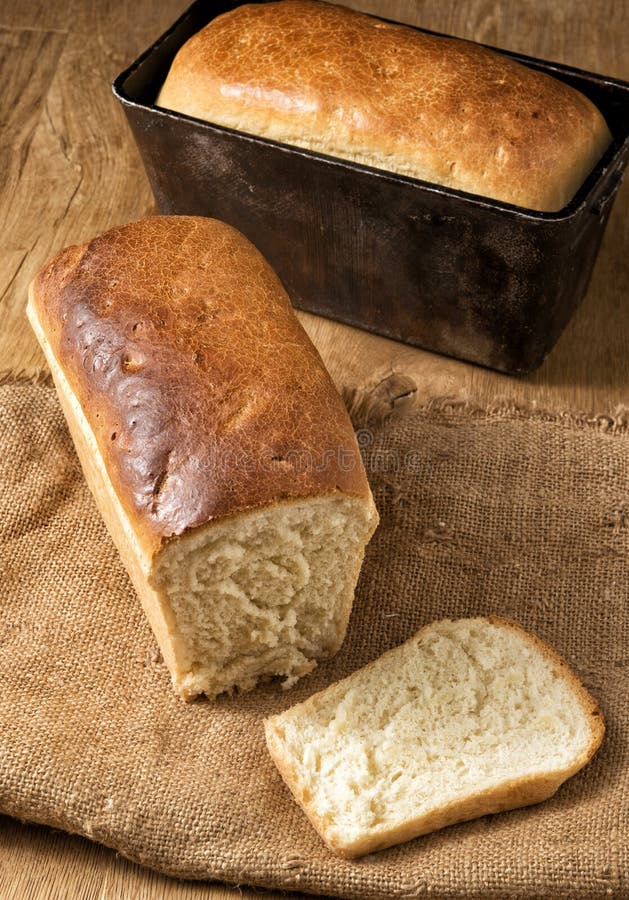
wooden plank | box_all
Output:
[0,25,67,375]
[0,4,72,32]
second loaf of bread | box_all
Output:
[157,0,611,212]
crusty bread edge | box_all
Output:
[27,283,194,690]
[264,615,605,858]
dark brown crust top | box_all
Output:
[32,216,371,556]
[157,0,611,212]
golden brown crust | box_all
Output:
[157,0,611,212]
[27,295,189,686]
[265,615,605,858]
[30,215,371,561]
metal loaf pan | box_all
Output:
[113,0,629,374]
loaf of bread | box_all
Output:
[27,215,378,700]
[157,0,611,212]
[265,616,604,857]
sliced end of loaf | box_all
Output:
[152,495,377,699]
[265,616,604,857]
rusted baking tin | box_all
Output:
[113,0,629,374]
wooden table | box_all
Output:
[1,0,627,896]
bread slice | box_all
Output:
[27,216,378,700]
[265,616,604,857]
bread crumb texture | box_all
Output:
[153,496,374,699]
[265,616,604,856]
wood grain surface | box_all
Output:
[0,0,627,897]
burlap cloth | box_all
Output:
[1,380,627,899]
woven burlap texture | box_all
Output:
[0,381,627,899]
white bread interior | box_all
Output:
[265,616,604,857]
[27,289,377,700]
